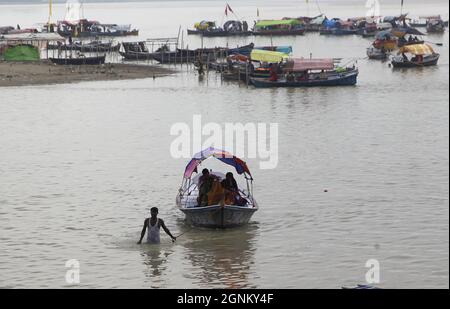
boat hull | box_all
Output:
[391,54,440,68]
[48,43,120,53]
[367,48,388,60]
[250,70,359,88]
[253,29,305,36]
[49,55,106,65]
[180,205,258,228]
[119,51,154,60]
[187,29,252,37]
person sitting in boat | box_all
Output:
[297,71,309,81]
[269,63,278,82]
[137,207,176,244]
[286,72,295,82]
[221,172,248,206]
[243,21,249,32]
[319,70,327,80]
[402,53,408,62]
[197,168,218,206]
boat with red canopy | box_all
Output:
[250,58,358,88]
[176,147,258,228]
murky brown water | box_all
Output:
[0,0,449,288]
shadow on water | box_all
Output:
[179,223,260,288]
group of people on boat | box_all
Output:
[197,169,248,207]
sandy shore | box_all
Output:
[0,61,175,87]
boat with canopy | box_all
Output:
[250,58,358,88]
[426,18,446,33]
[391,43,440,68]
[372,30,398,50]
[176,147,258,228]
[187,5,252,37]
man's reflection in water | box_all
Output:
[182,225,259,289]
[140,246,173,288]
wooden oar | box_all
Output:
[426,41,444,46]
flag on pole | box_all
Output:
[48,0,53,23]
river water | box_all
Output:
[0,0,449,288]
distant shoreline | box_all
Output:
[0,60,175,87]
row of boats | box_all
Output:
[186,14,448,38]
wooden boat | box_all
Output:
[47,42,120,52]
[57,20,138,38]
[226,43,255,57]
[373,31,398,50]
[321,28,357,36]
[250,58,359,88]
[187,29,252,37]
[361,30,377,38]
[176,147,258,228]
[367,47,388,60]
[188,17,252,37]
[427,19,446,33]
[119,50,153,60]
[152,49,216,64]
[391,53,440,68]
[251,70,358,87]
[391,43,440,68]
[49,55,106,65]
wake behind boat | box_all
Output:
[176,148,258,228]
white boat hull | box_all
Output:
[179,205,257,228]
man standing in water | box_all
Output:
[137,207,176,244]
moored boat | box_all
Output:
[250,58,358,88]
[49,54,106,65]
[176,147,258,228]
[427,18,446,33]
[187,20,252,37]
[391,43,440,68]
[367,46,388,60]
[47,41,120,52]
[372,30,398,50]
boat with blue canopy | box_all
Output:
[176,147,258,228]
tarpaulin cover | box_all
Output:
[323,19,339,28]
[3,44,39,61]
[375,30,395,40]
[399,44,435,55]
[255,19,300,28]
[184,147,251,179]
[284,58,335,72]
[250,49,289,63]
[255,46,293,54]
